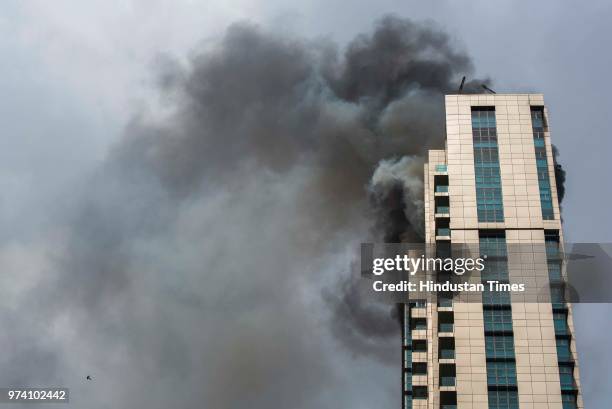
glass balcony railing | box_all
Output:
[435,164,448,172]
[554,321,569,335]
[557,349,573,362]
[441,406,457,409]
[560,377,576,391]
[438,298,453,308]
[436,228,451,237]
[439,349,455,359]
[435,185,449,193]
[439,323,454,333]
[440,376,456,387]
[436,206,450,214]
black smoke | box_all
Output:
[552,144,566,205]
[1,16,489,409]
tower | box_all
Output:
[402,94,583,409]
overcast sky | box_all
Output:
[1,1,611,408]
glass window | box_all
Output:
[486,334,515,359]
[559,364,575,390]
[561,392,577,409]
[404,394,412,409]
[487,361,517,386]
[488,390,519,409]
[411,318,427,331]
[412,362,427,375]
[412,386,427,399]
[484,308,513,332]
[483,289,511,306]
[413,340,427,352]
[556,338,572,362]
[531,107,554,220]
[472,107,504,222]
[554,312,569,335]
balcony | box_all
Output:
[435,206,450,217]
[554,322,569,335]
[560,379,577,391]
[439,349,455,360]
[438,300,453,309]
[439,323,454,333]
[436,228,451,240]
[440,376,456,387]
[435,185,449,195]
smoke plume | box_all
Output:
[1,16,489,409]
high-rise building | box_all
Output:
[402,94,583,409]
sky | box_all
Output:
[1,1,611,408]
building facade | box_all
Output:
[402,94,583,409]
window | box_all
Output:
[404,349,411,368]
[437,227,451,236]
[472,107,504,222]
[404,394,412,409]
[439,312,454,333]
[439,338,455,359]
[531,107,554,220]
[483,289,511,306]
[412,386,427,399]
[554,312,569,335]
[404,369,411,390]
[486,335,515,359]
[413,340,427,352]
[559,364,575,390]
[479,231,507,257]
[439,364,456,386]
[481,266,509,282]
[556,338,572,362]
[487,361,517,386]
[548,262,562,281]
[488,390,519,409]
[562,392,577,409]
[412,362,427,375]
[484,308,513,332]
[438,292,453,307]
[411,318,427,331]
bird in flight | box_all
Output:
[86,375,92,381]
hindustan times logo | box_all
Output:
[372,254,486,276]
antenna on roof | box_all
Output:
[481,84,496,94]
[458,76,466,93]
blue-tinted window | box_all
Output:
[484,308,513,332]
[488,390,519,409]
[487,361,517,386]
[411,318,427,330]
[486,334,515,359]
[556,338,572,362]
[479,231,507,257]
[472,108,504,222]
[531,107,554,220]
[554,312,569,335]
[404,394,412,409]
[559,364,575,390]
[483,289,511,306]
[562,392,577,409]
